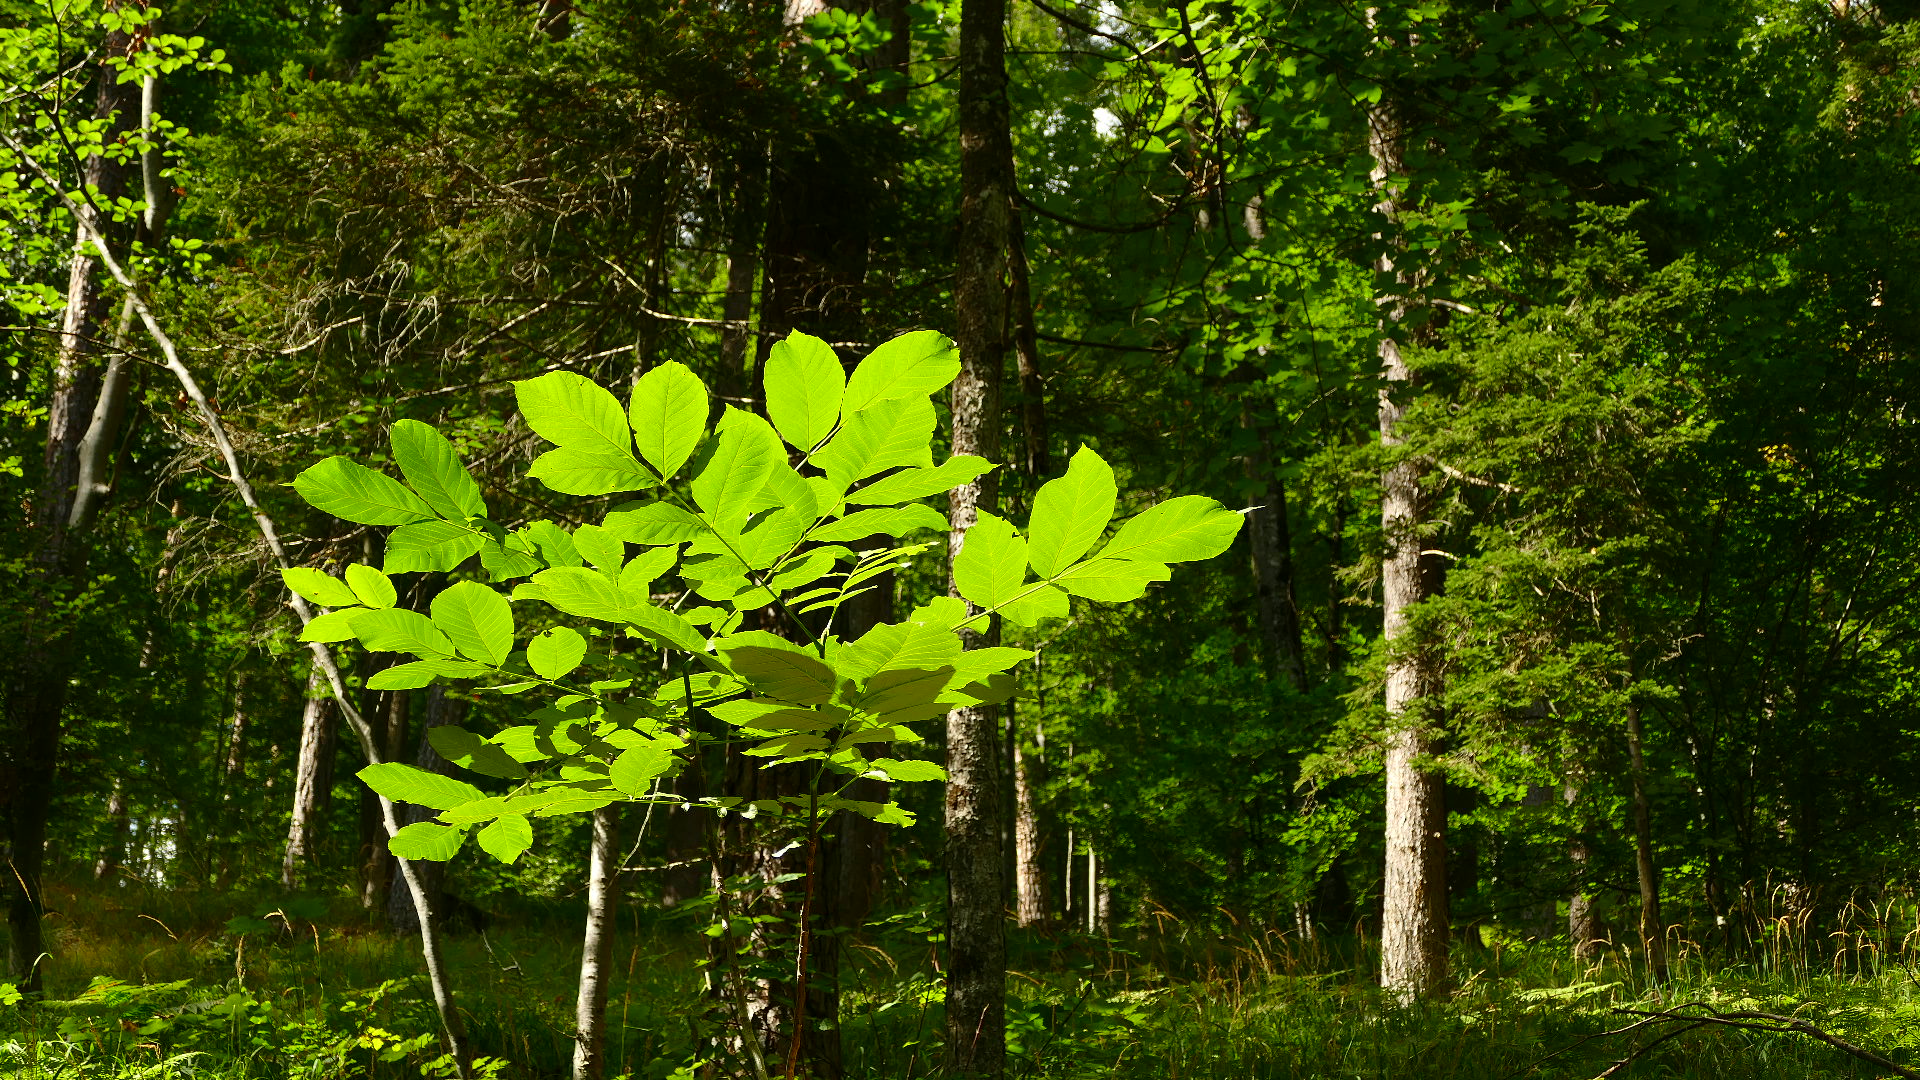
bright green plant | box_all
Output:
[284,329,1243,864]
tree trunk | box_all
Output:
[1008,209,1047,480]
[1369,54,1450,1001]
[947,0,1013,1057]
[573,805,623,1080]
[4,28,139,993]
[1626,702,1668,980]
[390,685,467,934]
[94,780,131,883]
[363,684,410,911]
[1012,725,1048,928]
[1244,423,1307,691]
[283,667,338,887]
[1566,780,1606,961]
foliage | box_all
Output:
[286,328,1242,862]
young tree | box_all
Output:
[286,329,1242,1076]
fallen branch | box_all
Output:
[1596,1004,1920,1080]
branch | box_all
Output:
[1016,187,1181,235]
[1598,1005,1920,1080]
[1,129,475,1079]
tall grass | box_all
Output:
[8,879,1920,1078]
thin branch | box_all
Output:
[3,128,476,1079]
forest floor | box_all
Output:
[4,882,1920,1078]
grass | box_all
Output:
[8,880,1920,1078]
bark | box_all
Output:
[283,667,338,887]
[3,30,139,993]
[363,685,410,911]
[1244,423,1306,691]
[1369,49,1450,1000]
[573,805,623,1080]
[718,162,765,400]
[1008,209,1048,479]
[70,74,170,533]
[947,0,1013,1058]
[1626,702,1668,980]
[389,685,466,935]
[94,780,131,883]
[1012,724,1048,928]
[1567,781,1606,961]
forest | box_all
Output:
[3,0,1920,1075]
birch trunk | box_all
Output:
[1367,20,1450,1000]
[4,27,139,992]
[283,667,337,887]
[948,0,1013,1057]
[573,805,622,1080]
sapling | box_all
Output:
[286,328,1245,1072]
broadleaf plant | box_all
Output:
[285,329,1245,863]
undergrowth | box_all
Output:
[7,881,1920,1078]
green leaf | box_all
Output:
[1097,497,1245,563]
[359,762,484,810]
[520,521,583,566]
[624,601,709,655]
[479,538,544,582]
[431,582,515,666]
[525,567,630,623]
[610,744,674,796]
[726,508,803,571]
[390,419,485,519]
[1055,559,1171,601]
[847,456,995,506]
[387,822,468,861]
[515,371,635,458]
[692,408,783,529]
[620,544,681,590]
[367,659,491,689]
[806,504,948,543]
[841,331,959,415]
[842,621,963,681]
[629,361,709,478]
[427,725,530,779]
[865,758,946,782]
[527,626,587,680]
[282,567,359,608]
[765,331,845,452]
[1000,584,1069,627]
[1027,446,1117,578]
[385,520,485,575]
[353,609,456,659]
[751,459,819,521]
[476,815,533,864]
[527,447,656,496]
[813,396,936,486]
[298,609,364,642]
[293,457,436,525]
[769,547,844,594]
[952,512,1028,609]
[857,667,956,723]
[718,633,837,704]
[346,563,397,609]
[572,524,626,571]
[603,502,709,545]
